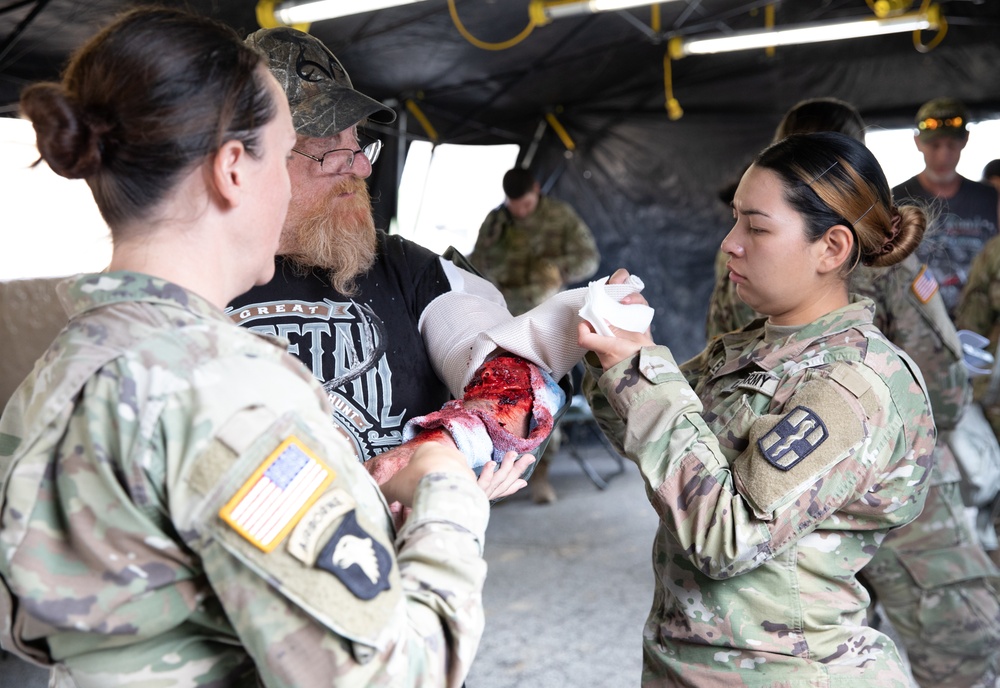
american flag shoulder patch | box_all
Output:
[219,436,335,552]
[911,264,939,304]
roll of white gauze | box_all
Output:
[578,275,655,337]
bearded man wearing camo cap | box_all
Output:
[228,27,597,508]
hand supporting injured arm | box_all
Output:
[366,355,560,501]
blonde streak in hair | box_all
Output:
[804,160,882,274]
[838,162,885,264]
[803,158,866,245]
[837,163,924,268]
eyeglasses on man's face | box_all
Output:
[292,133,382,170]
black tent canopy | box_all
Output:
[3,0,999,358]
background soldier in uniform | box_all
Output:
[470,167,600,502]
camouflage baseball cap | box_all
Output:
[915,97,969,141]
[246,27,396,138]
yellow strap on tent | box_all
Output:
[449,0,539,51]
[405,98,439,143]
[544,112,576,152]
[662,52,683,121]
[765,4,775,57]
[913,2,946,53]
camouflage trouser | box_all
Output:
[864,481,1000,688]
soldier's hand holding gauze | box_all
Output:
[578,275,655,336]
[420,262,650,397]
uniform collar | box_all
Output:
[58,271,229,324]
[711,296,876,379]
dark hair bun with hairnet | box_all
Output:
[20,82,112,180]
[865,204,926,268]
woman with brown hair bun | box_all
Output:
[0,7,501,686]
[711,97,1000,688]
[706,97,868,339]
[581,132,938,686]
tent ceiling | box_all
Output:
[4,0,1000,357]
[3,1,1000,139]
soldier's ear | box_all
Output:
[210,140,247,209]
[816,224,854,275]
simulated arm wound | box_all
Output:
[402,355,565,470]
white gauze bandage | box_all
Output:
[578,275,655,336]
[420,261,650,396]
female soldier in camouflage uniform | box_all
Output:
[0,8,522,687]
[709,99,1000,688]
[581,133,937,686]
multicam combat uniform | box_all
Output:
[704,252,1000,686]
[469,195,600,316]
[0,272,489,687]
[853,254,1000,688]
[957,233,1000,437]
[584,298,936,687]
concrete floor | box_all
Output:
[466,444,656,688]
[0,436,917,688]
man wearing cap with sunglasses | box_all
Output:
[893,97,1000,318]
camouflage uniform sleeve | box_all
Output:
[853,259,969,432]
[165,356,489,687]
[581,352,628,458]
[955,234,1000,342]
[546,201,600,286]
[589,345,925,580]
[580,346,711,460]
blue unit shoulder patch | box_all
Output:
[317,510,392,600]
[757,405,828,471]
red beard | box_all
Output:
[279,176,377,295]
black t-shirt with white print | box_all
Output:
[227,231,453,461]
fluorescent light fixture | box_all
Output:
[669,5,940,57]
[272,0,426,25]
[540,0,680,22]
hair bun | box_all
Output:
[865,204,926,268]
[20,82,108,179]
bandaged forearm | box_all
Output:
[421,271,650,396]
[402,356,566,470]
